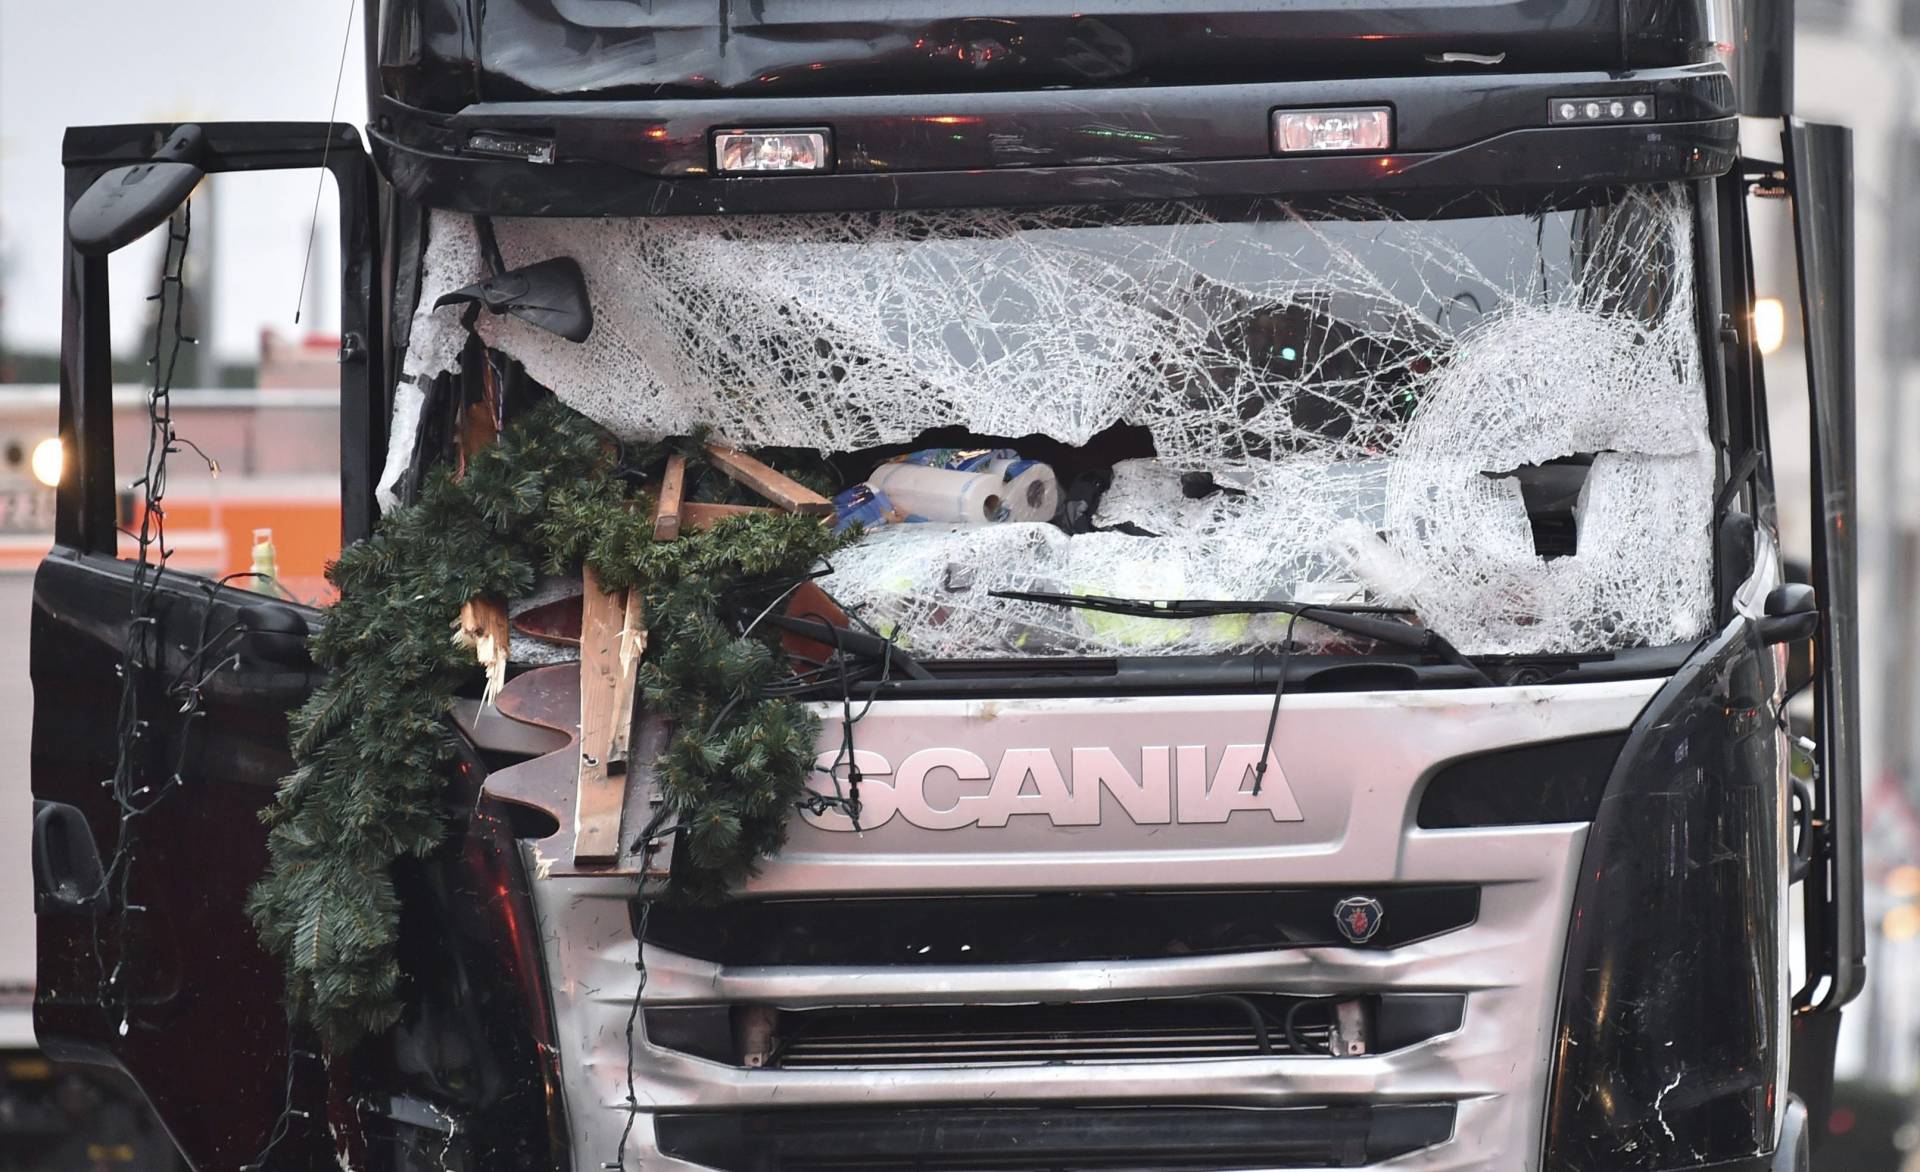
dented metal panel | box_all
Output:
[526,679,1658,1172]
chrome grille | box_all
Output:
[775,1002,1334,1068]
[778,1024,1322,1067]
[646,993,1463,1070]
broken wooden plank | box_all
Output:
[654,454,687,541]
[454,360,502,480]
[605,587,647,772]
[680,501,782,531]
[455,597,511,707]
[574,567,636,865]
[703,443,833,515]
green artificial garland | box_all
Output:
[246,400,845,1052]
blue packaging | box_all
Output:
[832,483,921,535]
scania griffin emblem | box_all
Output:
[1334,895,1385,944]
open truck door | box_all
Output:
[1781,116,1867,1146]
[28,122,383,1170]
[1731,5,1864,1148]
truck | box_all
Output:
[28,1,1862,1169]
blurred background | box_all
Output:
[2,1,1919,1168]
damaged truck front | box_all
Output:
[29,1,1863,1169]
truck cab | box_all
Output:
[29,1,1861,1169]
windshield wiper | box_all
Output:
[989,590,1495,686]
[761,613,935,681]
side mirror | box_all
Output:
[67,124,207,256]
[435,255,594,343]
[1759,582,1818,646]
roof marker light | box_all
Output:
[714,129,832,174]
[1272,107,1392,154]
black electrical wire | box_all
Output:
[92,203,200,1030]
[610,801,681,1171]
[1285,998,1324,1056]
[609,897,651,1171]
[1283,996,1355,1056]
[1201,994,1272,1055]
[1250,611,1302,798]
[239,1026,319,1171]
[794,607,898,830]
[608,575,829,1168]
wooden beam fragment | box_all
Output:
[454,359,501,480]
[574,567,638,865]
[703,443,833,515]
[605,587,647,773]
[653,454,686,541]
[680,501,781,531]
[455,597,511,707]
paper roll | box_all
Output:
[989,459,1061,523]
[864,460,1061,525]
[865,463,1006,523]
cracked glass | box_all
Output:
[399,184,1713,658]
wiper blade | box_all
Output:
[988,590,1494,685]
[762,613,935,681]
[988,590,1418,643]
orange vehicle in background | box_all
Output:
[0,337,342,601]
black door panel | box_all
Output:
[30,553,322,1168]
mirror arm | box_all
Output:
[475,215,507,277]
[1758,611,1819,646]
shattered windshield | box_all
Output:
[407,185,1713,659]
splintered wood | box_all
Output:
[606,588,647,772]
[574,567,645,865]
[703,443,833,515]
[455,599,511,707]
[454,359,502,480]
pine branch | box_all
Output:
[248,398,848,1053]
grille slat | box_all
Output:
[648,992,1458,1070]
[654,1103,1460,1170]
[779,1020,1335,1067]
[787,1022,1328,1037]
[783,1037,1284,1067]
[771,997,1325,1070]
